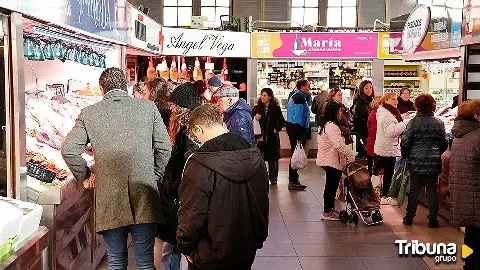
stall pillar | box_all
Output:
[8,12,26,200]
[247,58,258,106]
[372,59,384,97]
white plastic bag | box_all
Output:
[291,143,307,169]
[253,118,262,135]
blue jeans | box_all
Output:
[161,242,181,270]
[268,160,279,181]
[102,223,157,270]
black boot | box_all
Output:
[403,216,413,226]
[428,219,439,228]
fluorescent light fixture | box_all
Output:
[32,26,114,50]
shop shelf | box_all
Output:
[384,77,421,81]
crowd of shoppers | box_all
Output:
[61,69,480,270]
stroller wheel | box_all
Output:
[350,212,359,225]
[372,211,383,223]
[339,211,349,224]
[361,211,371,218]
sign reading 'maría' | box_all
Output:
[162,27,251,58]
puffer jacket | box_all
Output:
[449,118,480,228]
[316,122,356,171]
[177,133,269,269]
[352,94,373,142]
[223,99,254,144]
[400,113,448,175]
[374,106,408,157]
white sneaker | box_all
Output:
[381,197,397,206]
[321,212,340,221]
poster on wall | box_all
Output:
[378,32,401,59]
[161,27,251,58]
[462,0,480,45]
[251,32,378,59]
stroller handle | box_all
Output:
[345,132,367,152]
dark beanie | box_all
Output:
[170,83,202,109]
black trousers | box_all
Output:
[188,258,255,270]
[464,226,480,270]
[405,173,439,221]
[373,156,396,197]
[322,166,343,213]
[288,134,306,184]
[367,155,375,176]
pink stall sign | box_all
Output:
[270,32,379,59]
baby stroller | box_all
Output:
[338,134,383,226]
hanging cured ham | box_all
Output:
[170,57,179,82]
[205,57,215,80]
[221,58,228,81]
[159,57,169,80]
[193,57,203,81]
[147,57,156,79]
[179,56,190,83]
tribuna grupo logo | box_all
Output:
[395,240,457,263]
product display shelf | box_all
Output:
[383,62,423,94]
[27,161,105,270]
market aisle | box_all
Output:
[97,160,465,270]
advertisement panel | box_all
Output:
[161,27,251,58]
[378,32,401,59]
[251,32,378,59]
[128,4,162,54]
[2,0,128,43]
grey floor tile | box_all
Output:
[256,242,297,257]
[352,243,403,258]
[288,231,345,244]
[252,257,301,270]
[361,257,432,270]
[294,243,356,257]
[286,221,361,233]
[299,257,367,270]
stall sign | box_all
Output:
[161,27,251,58]
[378,32,401,59]
[128,3,162,54]
[402,4,431,54]
[251,32,378,59]
[12,0,128,43]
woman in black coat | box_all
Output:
[252,88,286,185]
[352,80,375,157]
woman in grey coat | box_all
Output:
[401,94,447,228]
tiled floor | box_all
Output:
[97,160,465,270]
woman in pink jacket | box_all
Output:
[317,102,356,220]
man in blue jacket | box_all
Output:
[286,79,311,191]
[214,86,255,144]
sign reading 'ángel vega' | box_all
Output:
[161,27,251,58]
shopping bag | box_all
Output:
[371,174,382,198]
[291,143,307,169]
[253,118,262,135]
[336,173,346,203]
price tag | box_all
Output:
[205,62,215,70]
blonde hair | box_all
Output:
[370,96,383,109]
[381,92,398,105]
[169,105,193,144]
[327,88,342,102]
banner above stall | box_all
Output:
[127,2,162,54]
[160,27,251,58]
[1,0,128,44]
[378,32,401,59]
[390,2,462,55]
[251,32,379,59]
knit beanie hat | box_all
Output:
[213,86,239,98]
[170,83,203,109]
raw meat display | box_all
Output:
[25,90,98,180]
[170,57,178,82]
